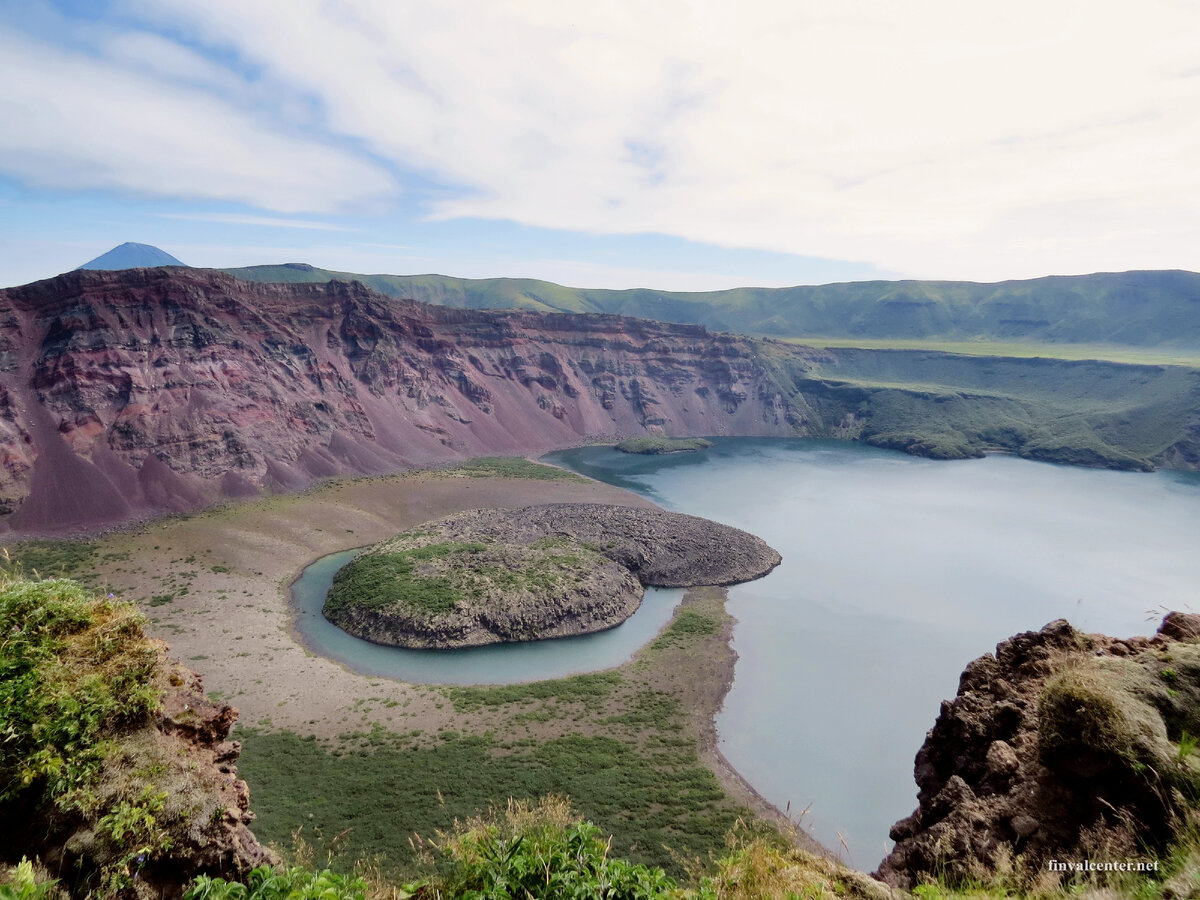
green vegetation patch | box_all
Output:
[237,726,745,877]
[442,456,587,482]
[186,865,368,900]
[3,540,99,580]
[1039,654,1200,802]
[325,532,611,622]
[181,797,884,900]
[603,690,685,730]
[442,671,623,713]
[428,796,678,899]
[652,610,720,650]
[323,544,476,617]
[615,436,714,455]
[0,577,160,805]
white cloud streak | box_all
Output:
[156,212,356,230]
[0,26,396,213]
[11,2,1200,280]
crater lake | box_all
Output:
[543,437,1200,867]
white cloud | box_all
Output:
[0,26,396,214]
[14,2,1200,280]
[156,212,356,230]
[103,31,246,95]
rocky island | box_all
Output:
[322,502,781,648]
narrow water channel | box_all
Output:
[290,548,683,685]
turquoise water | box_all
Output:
[543,438,1200,867]
[290,549,683,685]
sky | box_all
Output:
[3,1,1200,290]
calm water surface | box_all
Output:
[543,438,1200,866]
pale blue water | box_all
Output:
[291,549,683,684]
[542,438,1200,867]
[291,438,1200,868]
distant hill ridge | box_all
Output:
[223,263,1200,348]
[78,242,187,271]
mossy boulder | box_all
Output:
[1038,661,1173,777]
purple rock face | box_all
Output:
[0,267,825,532]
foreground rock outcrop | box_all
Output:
[0,578,274,899]
[89,655,278,896]
[323,503,781,648]
[877,613,1200,889]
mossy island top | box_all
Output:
[614,436,713,455]
[322,503,781,649]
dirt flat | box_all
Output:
[80,470,654,735]
[56,464,823,855]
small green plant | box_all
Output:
[1179,732,1198,764]
[95,785,176,895]
[652,610,720,650]
[428,796,678,899]
[97,787,168,845]
[185,865,369,900]
[0,858,59,900]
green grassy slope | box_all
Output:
[759,343,1200,469]
[224,265,1200,348]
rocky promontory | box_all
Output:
[322,503,781,648]
[0,579,275,899]
[877,612,1200,891]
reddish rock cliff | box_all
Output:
[0,268,827,532]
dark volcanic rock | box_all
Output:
[435,503,783,588]
[875,615,1200,889]
[323,503,781,649]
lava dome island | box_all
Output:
[322,503,781,649]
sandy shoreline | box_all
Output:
[25,461,825,857]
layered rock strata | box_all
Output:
[0,268,827,533]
